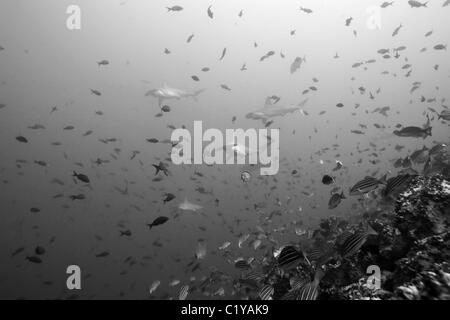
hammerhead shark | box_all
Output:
[145,84,205,106]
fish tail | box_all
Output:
[423,2,428,7]
[366,224,378,236]
[72,171,77,177]
[425,126,432,137]
[166,7,172,11]
[191,89,205,101]
[340,191,346,199]
[378,173,388,184]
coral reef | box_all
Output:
[320,174,450,300]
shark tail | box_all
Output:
[191,89,206,102]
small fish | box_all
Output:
[290,56,305,74]
[186,34,194,43]
[166,5,183,12]
[382,174,415,199]
[16,136,28,143]
[295,270,324,300]
[147,216,169,229]
[277,246,304,270]
[321,174,334,185]
[234,259,251,270]
[380,1,394,8]
[408,0,428,7]
[333,160,343,171]
[195,242,207,259]
[345,17,353,26]
[95,251,110,258]
[163,193,175,203]
[179,285,189,300]
[219,242,231,250]
[433,44,447,50]
[97,60,109,66]
[258,285,274,300]
[161,105,171,112]
[349,175,386,196]
[11,247,25,257]
[169,279,180,287]
[220,84,231,91]
[90,89,101,96]
[339,225,377,258]
[392,24,402,37]
[238,234,250,248]
[153,161,169,176]
[83,130,93,136]
[69,194,85,201]
[120,230,132,237]
[28,124,46,130]
[393,126,432,139]
[328,191,346,209]
[219,48,227,60]
[300,7,313,14]
[149,280,161,294]
[191,75,200,81]
[26,256,42,264]
[73,171,90,183]
[35,246,46,255]
[207,5,213,19]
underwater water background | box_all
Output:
[0,0,449,299]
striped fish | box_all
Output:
[290,276,309,291]
[295,270,324,300]
[339,225,377,258]
[296,281,320,300]
[234,259,251,270]
[306,244,334,266]
[277,246,304,270]
[280,290,298,300]
[258,284,274,300]
[349,174,386,196]
[179,285,189,300]
[243,270,265,282]
[382,174,415,199]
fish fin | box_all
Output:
[366,224,378,236]
[378,173,388,184]
[263,97,273,108]
[191,89,205,101]
[297,98,309,108]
